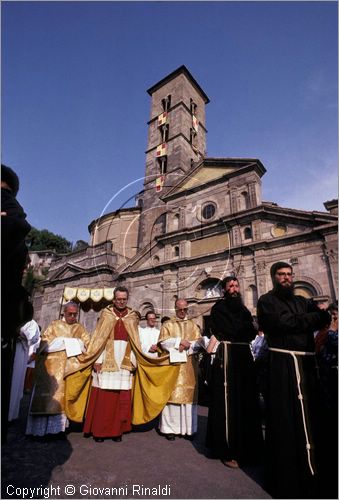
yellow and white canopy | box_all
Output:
[63,286,115,303]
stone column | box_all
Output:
[248,182,257,207]
[230,189,238,214]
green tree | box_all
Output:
[73,240,89,252]
[26,227,72,254]
[22,266,48,295]
[22,266,36,295]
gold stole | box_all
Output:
[158,318,202,404]
[30,321,90,415]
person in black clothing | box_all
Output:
[315,301,338,414]
[206,276,263,469]
[1,164,32,440]
[257,261,332,499]
[315,301,338,499]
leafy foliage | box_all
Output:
[73,240,89,252]
[22,266,36,295]
[26,227,72,254]
[22,265,46,294]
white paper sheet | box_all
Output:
[169,348,187,363]
[64,338,82,357]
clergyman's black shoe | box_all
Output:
[94,437,104,442]
[165,434,175,441]
[112,436,122,442]
[184,434,194,441]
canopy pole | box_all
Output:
[59,286,66,319]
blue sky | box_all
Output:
[2,1,338,245]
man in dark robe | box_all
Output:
[206,276,263,469]
[257,261,332,499]
[1,164,32,441]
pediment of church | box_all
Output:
[162,158,265,200]
[175,165,237,192]
[48,263,84,281]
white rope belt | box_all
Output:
[222,342,229,443]
[269,347,315,357]
[269,347,315,475]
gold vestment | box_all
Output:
[30,321,90,415]
[158,318,201,404]
[64,306,180,424]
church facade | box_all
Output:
[32,66,338,332]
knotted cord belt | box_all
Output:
[269,347,315,475]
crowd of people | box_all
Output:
[2,166,337,499]
[7,270,337,498]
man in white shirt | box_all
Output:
[138,311,160,358]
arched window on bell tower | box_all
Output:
[157,157,167,175]
[190,128,197,147]
[190,98,197,115]
[159,123,169,143]
[162,94,171,112]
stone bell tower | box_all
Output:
[137,65,210,250]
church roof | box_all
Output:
[88,206,141,234]
[147,65,210,104]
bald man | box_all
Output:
[158,298,201,441]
